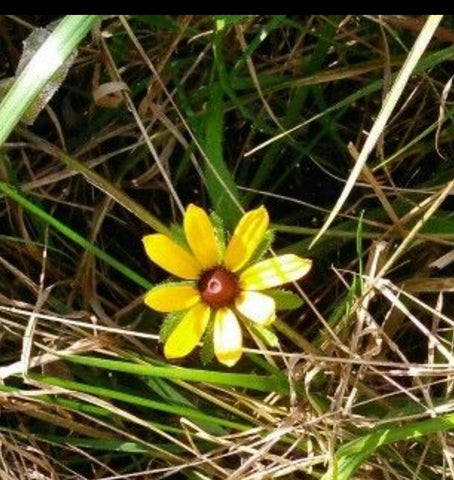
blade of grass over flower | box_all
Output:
[210,17,290,216]
[310,15,443,248]
[0,180,152,290]
[321,412,454,480]
[0,15,102,146]
[63,354,289,393]
[119,15,245,223]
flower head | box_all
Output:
[143,204,312,367]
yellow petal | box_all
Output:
[164,303,210,359]
[143,234,202,280]
[235,291,275,325]
[214,308,242,367]
[144,284,200,312]
[224,206,269,272]
[184,204,220,269]
[240,255,312,290]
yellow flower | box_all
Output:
[143,204,312,367]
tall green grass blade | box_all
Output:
[0,15,102,146]
[0,180,152,290]
[64,354,290,393]
[203,82,242,228]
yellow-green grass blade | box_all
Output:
[0,15,102,146]
[63,354,290,394]
[30,372,249,431]
[321,412,454,480]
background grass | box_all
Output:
[1,14,454,479]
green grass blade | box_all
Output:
[64,354,289,393]
[0,15,102,146]
[31,372,249,431]
[321,412,454,480]
[203,82,242,228]
[0,180,152,290]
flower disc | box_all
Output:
[198,268,239,308]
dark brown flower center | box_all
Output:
[198,267,239,308]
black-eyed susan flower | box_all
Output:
[142,204,312,367]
